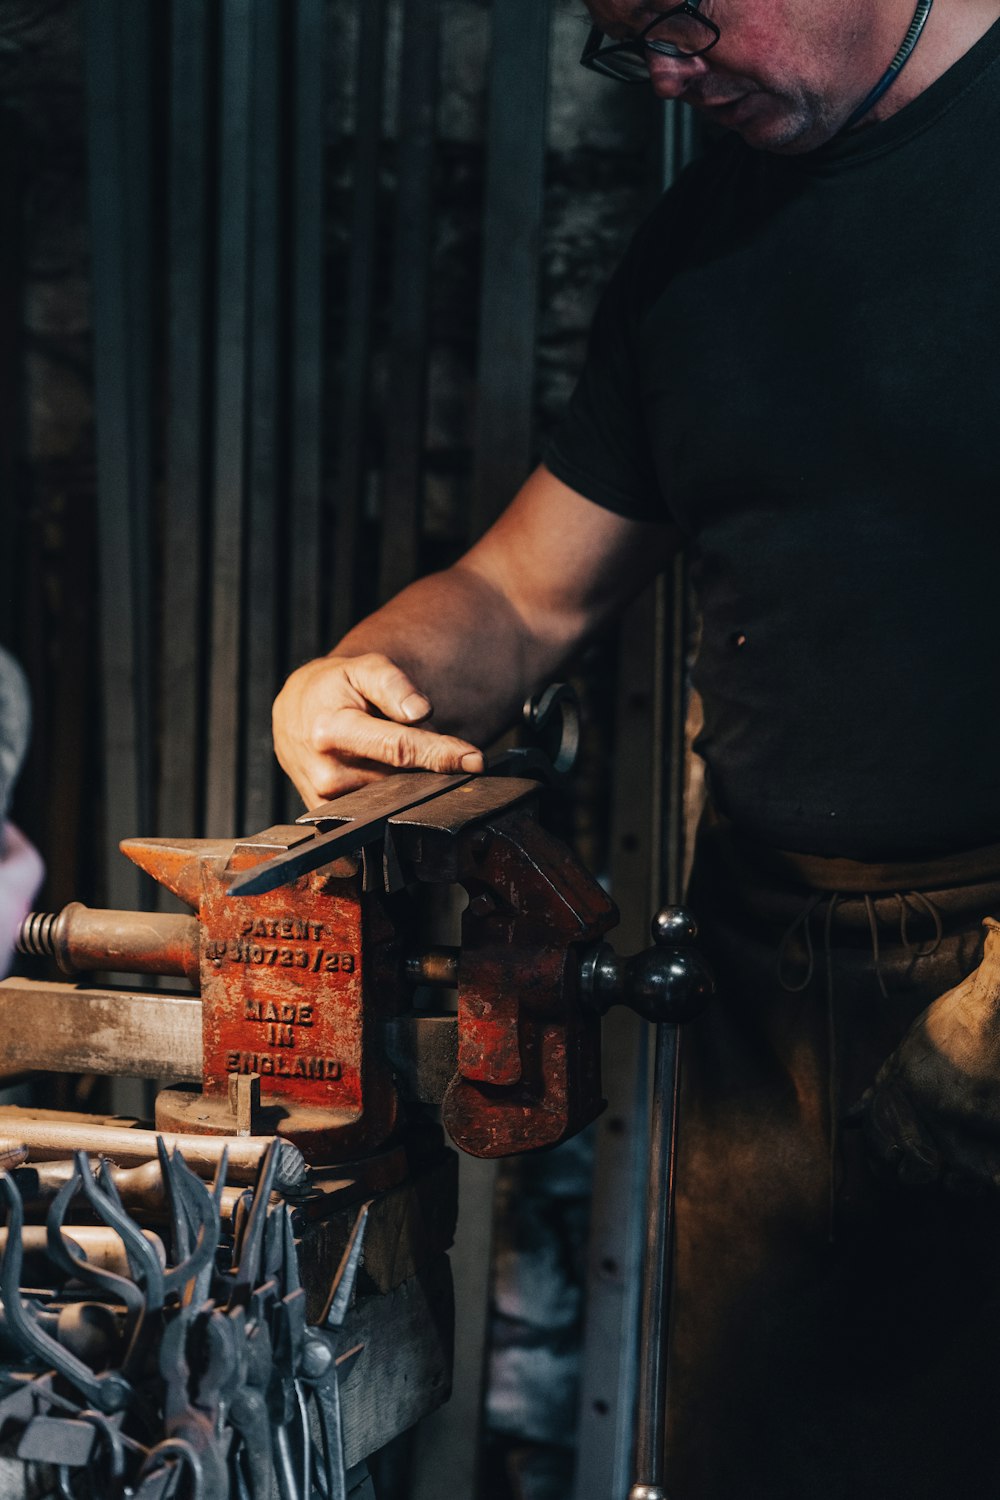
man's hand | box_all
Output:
[854,918,1000,1192]
[273,651,485,808]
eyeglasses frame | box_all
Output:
[580,5,721,81]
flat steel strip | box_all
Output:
[160,0,211,847]
[330,0,388,643]
[205,0,254,838]
[377,0,440,604]
[470,0,550,537]
[242,0,283,835]
[228,771,475,895]
[84,0,143,911]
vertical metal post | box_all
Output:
[378,0,440,604]
[242,0,282,834]
[287,0,327,669]
[161,0,211,846]
[205,0,253,839]
[283,0,328,820]
[330,0,388,644]
[84,0,151,911]
[628,105,697,1500]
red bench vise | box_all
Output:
[15,772,711,1168]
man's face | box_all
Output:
[585,0,907,153]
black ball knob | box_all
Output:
[652,905,698,947]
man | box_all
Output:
[274,1,1000,1493]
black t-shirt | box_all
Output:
[546,20,1000,860]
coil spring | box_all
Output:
[16,910,58,958]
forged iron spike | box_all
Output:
[231,1140,281,1305]
[322,1202,371,1330]
[157,1137,191,1263]
[0,1174,132,1414]
[281,1205,302,1297]
[74,1152,165,1314]
[160,1150,221,1302]
[96,1156,122,1208]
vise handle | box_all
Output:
[578,906,713,1026]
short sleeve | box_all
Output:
[544,198,675,524]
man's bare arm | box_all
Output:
[273,464,680,806]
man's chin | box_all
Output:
[698,92,839,155]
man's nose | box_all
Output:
[646,51,710,100]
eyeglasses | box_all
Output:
[580,5,721,82]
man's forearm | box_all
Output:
[330,560,557,747]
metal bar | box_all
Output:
[119,1,155,851]
[160,0,211,846]
[377,0,440,604]
[287,0,327,676]
[573,589,658,1500]
[330,0,388,643]
[0,981,202,1082]
[0,1108,306,1188]
[470,0,551,537]
[242,0,283,834]
[84,0,143,910]
[229,770,475,896]
[205,0,253,838]
[628,102,698,1500]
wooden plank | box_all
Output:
[160,0,211,846]
[340,1256,454,1471]
[205,0,253,839]
[330,0,388,643]
[287,0,327,675]
[470,0,551,537]
[0,981,202,1083]
[241,0,283,835]
[83,0,143,910]
[377,0,440,604]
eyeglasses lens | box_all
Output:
[644,13,713,56]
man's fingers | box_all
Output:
[341,653,433,725]
[321,710,484,773]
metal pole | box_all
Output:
[628,103,700,1500]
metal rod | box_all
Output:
[242,0,282,834]
[470,0,551,538]
[205,0,253,839]
[330,0,387,643]
[0,1117,307,1192]
[161,0,211,846]
[629,103,699,1499]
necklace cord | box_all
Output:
[840,0,935,133]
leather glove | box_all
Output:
[854,918,1000,1191]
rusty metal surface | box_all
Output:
[17,904,201,983]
